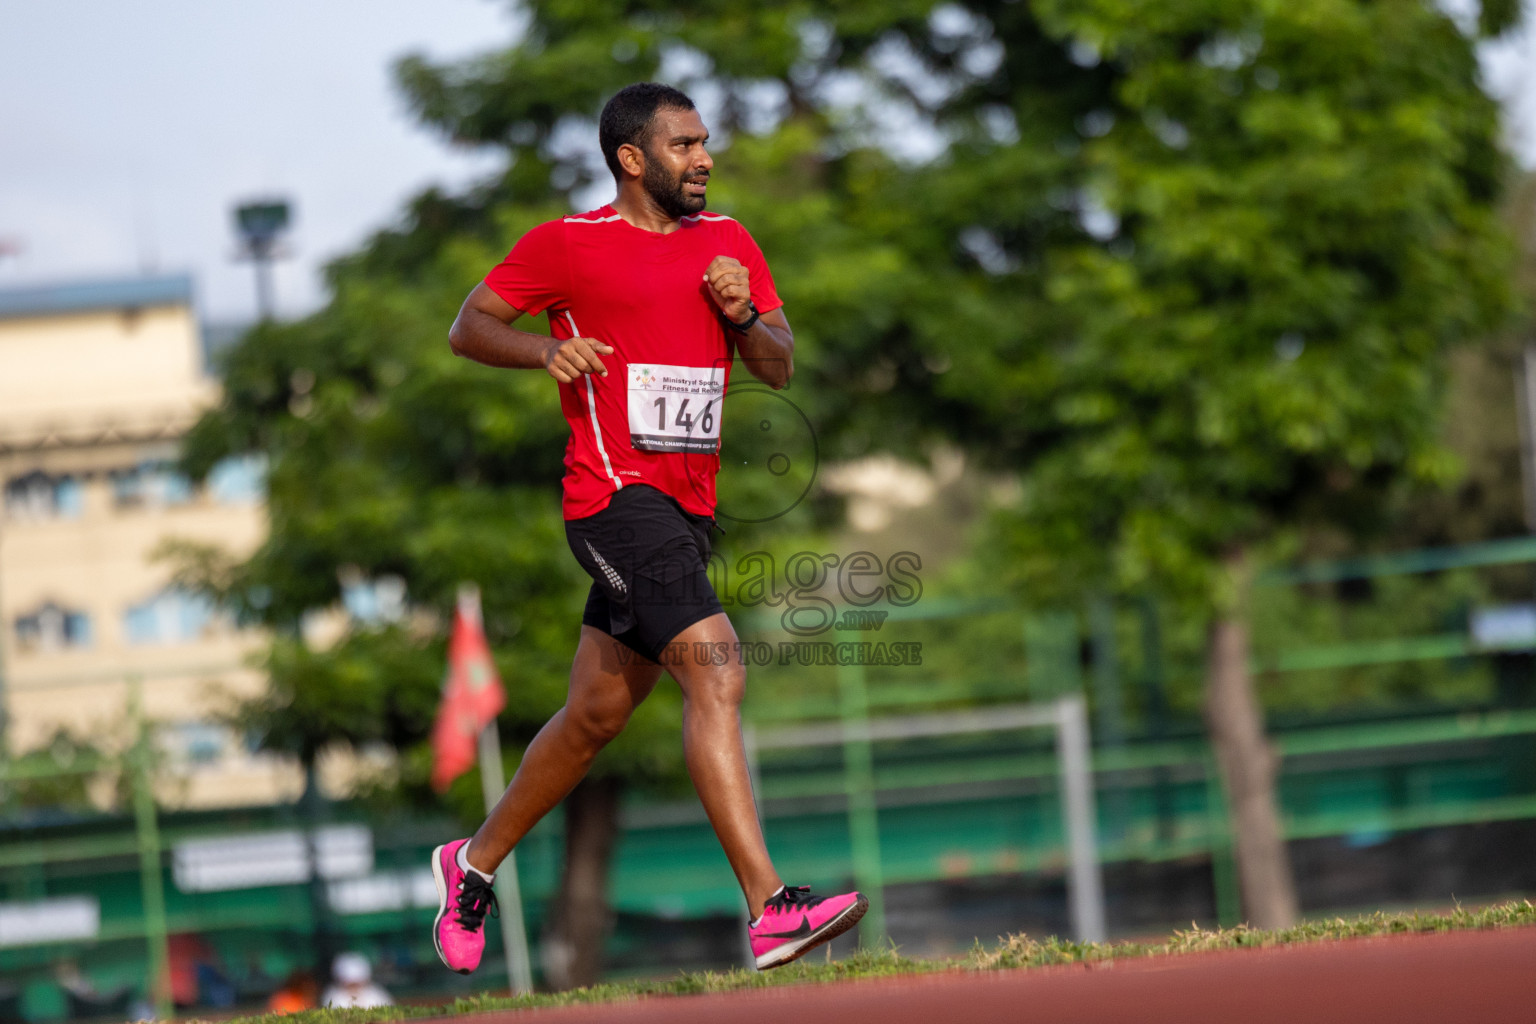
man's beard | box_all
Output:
[642,156,707,219]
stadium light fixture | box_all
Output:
[233,198,292,321]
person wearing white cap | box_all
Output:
[320,953,393,1009]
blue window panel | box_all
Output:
[64,612,92,649]
[53,477,84,519]
[14,616,40,649]
[153,468,195,506]
[177,592,212,638]
[208,455,267,504]
[171,722,227,765]
[112,469,144,508]
[13,603,92,650]
[5,474,85,519]
[124,603,160,645]
[125,589,215,645]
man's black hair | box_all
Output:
[599,83,697,180]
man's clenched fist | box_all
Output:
[704,255,752,325]
[543,336,614,383]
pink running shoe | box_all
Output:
[431,838,497,974]
[749,885,868,970]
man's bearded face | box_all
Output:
[641,136,708,219]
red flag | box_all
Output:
[430,587,507,793]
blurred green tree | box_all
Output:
[1388,171,1536,553]
[178,0,1522,975]
[949,1,1520,927]
[3,729,103,814]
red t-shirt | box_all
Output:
[484,205,783,520]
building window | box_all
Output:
[111,461,194,510]
[123,588,215,645]
[4,472,84,521]
[207,454,266,505]
[14,603,93,653]
[55,476,83,517]
[162,722,230,767]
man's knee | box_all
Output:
[565,691,633,748]
[682,662,746,712]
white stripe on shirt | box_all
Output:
[562,311,622,493]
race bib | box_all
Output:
[627,363,724,453]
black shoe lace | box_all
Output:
[764,885,826,914]
[455,873,499,933]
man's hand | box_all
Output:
[703,255,795,389]
[543,336,615,383]
[704,256,753,325]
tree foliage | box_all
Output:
[390,0,1517,607]
[967,0,1515,605]
[178,0,1520,941]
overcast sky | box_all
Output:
[1,2,1533,325]
[0,0,514,323]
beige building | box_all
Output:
[0,275,302,807]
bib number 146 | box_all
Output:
[627,363,724,454]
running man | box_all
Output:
[431,83,867,976]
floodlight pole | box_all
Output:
[233,199,292,321]
[253,259,276,323]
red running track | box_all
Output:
[466,926,1536,1024]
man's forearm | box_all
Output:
[735,321,794,389]
[449,307,554,369]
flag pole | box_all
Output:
[460,584,534,996]
[478,723,534,995]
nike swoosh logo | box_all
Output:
[758,914,813,940]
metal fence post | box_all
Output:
[1056,694,1106,943]
[741,725,763,968]
[756,702,1102,948]
[1204,754,1242,927]
[837,657,885,946]
[1089,596,1128,856]
[128,678,173,1019]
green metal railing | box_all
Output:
[8,535,1536,1004]
[0,680,171,1019]
[732,532,1536,930]
[1258,535,1536,586]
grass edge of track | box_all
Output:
[216,899,1536,1023]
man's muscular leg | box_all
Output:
[465,626,662,875]
[666,612,784,917]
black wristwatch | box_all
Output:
[725,301,760,334]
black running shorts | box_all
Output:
[565,484,724,663]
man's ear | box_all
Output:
[617,142,645,180]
